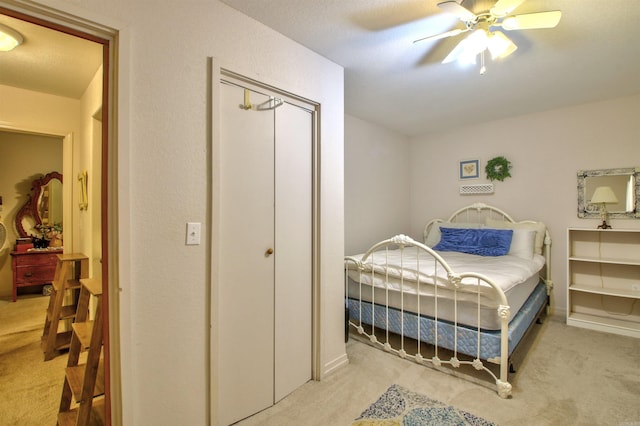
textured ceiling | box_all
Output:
[222,0,640,136]
[0,13,102,100]
[2,2,639,136]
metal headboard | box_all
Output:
[422,202,553,295]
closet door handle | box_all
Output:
[265,248,274,256]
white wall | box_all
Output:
[408,94,640,316]
[124,4,345,425]
[5,1,345,425]
[345,114,410,254]
[77,66,103,277]
[0,85,81,135]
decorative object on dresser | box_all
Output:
[567,228,640,338]
[345,203,552,398]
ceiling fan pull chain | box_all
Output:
[480,50,486,75]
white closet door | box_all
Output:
[274,103,312,402]
[218,82,275,425]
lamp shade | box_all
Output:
[591,186,618,204]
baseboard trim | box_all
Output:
[322,352,349,378]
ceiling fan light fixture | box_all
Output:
[441,29,488,65]
[422,0,561,73]
[487,31,517,60]
[462,29,489,59]
[458,49,479,66]
[501,16,519,30]
[0,23,24,51]
[443,29,516,72]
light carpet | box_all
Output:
[0,295,67,425]
[351,384,495,426]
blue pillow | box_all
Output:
[433,227,513,256]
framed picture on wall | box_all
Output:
[459,159,479,179]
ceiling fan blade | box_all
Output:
[413,28,468,44]
[490,0,526,17]
[438,1,477,22]
[502,11,562,30]
[442,38,469,64]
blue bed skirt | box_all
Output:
[348,281,547,361]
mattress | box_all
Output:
[347,249,545,330]
[348,281,548,361]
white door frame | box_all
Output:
[0,2,126,423]
[210,61,322,424]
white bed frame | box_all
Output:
[345,203,552,398]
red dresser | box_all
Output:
[10,249,63,302]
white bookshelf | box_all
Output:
[567,228,640,338]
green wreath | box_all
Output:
[485,156,512,181]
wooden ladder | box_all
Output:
[41,253,88,361]
[58,277,105,426]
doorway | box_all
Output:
[0,5,115,424]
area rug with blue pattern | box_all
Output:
[351,384,496,426]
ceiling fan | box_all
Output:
[415,0,561,73]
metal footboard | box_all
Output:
[345,234,514,398]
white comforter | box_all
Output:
[347,248,545,299]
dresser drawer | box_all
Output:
[14,252,60,267]
[15,265,57,285]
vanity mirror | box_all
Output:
[15,171,63,239]
[577,167,639,219]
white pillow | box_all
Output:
[507,228,536,259]
[425,222,484,247]
[485,218,547,255]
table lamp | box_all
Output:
[590,186,618,229]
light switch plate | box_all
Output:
[186,222,201,245]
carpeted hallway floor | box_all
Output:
[2,296,639,425]
[0,295,66,426]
